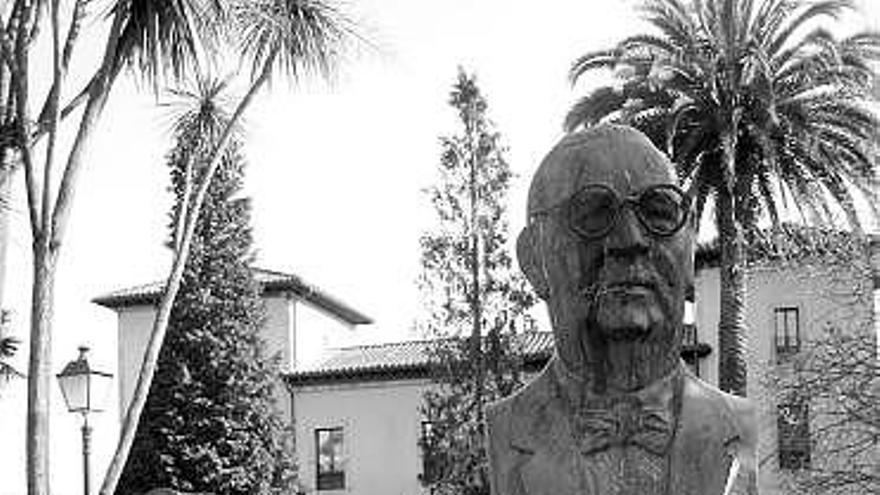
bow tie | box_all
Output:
[573,394,674,456]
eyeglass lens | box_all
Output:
[568,185,687,237]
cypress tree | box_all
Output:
[118,81,295,495]
[417,68,537,495]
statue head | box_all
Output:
[517,124,694,393]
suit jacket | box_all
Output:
[486,358,756,495]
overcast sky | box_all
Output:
[1,0,877,493]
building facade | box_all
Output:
[286,238,879,495]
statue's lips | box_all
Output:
[604,280,658,296]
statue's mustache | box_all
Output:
[577,244,679,296]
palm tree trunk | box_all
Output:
[0,172,11,310]
[26,239,56,495]
[99,50,277,495]
[717,132,748,397]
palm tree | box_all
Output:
[565,0,880,396]
[10,2,212,494]
[98,2,355,494]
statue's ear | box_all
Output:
[517,224,549,300]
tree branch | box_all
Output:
[39,0,61,234]
[48,0,127,247]
[60,0,86,71]
[32,0,87,134]
[12,0,36,232]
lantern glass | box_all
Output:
[57,347,113,415]
[58,371,88,413]
[88,371,114,413]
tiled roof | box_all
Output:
[695,227,880,270]
[92,267,372,325]
[285,331,554,386]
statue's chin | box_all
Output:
[602,339,676,392]
[578,295,677,392]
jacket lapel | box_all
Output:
[507,361,586,495]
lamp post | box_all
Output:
[57,346,113,495]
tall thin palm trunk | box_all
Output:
[717,131,747,397]
[26,242,56,495]
[0,174,10,309]
[23,3,126,492]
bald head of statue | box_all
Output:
[517,124,695,393]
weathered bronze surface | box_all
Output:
[486,125,757,495]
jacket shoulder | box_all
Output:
[487,365,554,426]
[683,374,758,469]
[485,366,556,495]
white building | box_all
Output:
[285,237,879,495]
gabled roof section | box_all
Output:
[92,267,373,326]
[285,331,554,386]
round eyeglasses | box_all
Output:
[564,183,691,239]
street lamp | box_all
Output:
[57,346,113,495]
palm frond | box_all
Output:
[772,26,836,73]
[619,34,680,56]
[569,48,621,83]
[0,336,19,358]
[754,166,782,227]
[767,0,854,57]
[753,0,797,49]
[814,149,863,231]
[841,31,880,61]
[162,74,238,146]
[114,0,224,86]
[640,0,701,54]
[563,87,628,131]
[235,0,354,84]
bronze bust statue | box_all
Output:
[486,125,758,495]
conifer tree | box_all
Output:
[418,68,536,495]
[117,80,295,495]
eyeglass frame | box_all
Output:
[529,183,692,240]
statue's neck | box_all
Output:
[554,347,681,399]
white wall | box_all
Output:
[117,305,157,414]
[692,260,872,391]
[113,292,352,421]
[263,295,295,372]
[694,259,875,495]
[693,266,721,383]
[294,301,355,370]
[293,379,432,495]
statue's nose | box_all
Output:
[605,205,648,258]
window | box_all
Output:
[316,427,345,490]
[778,401,810,470]
[774,307,800,361]
[681,324,700,376]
